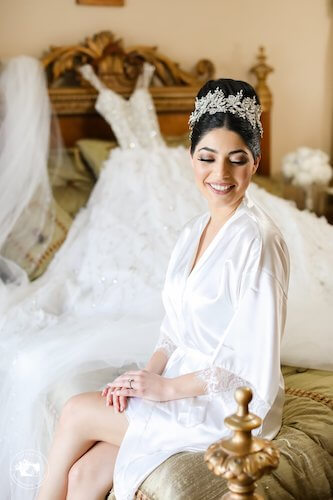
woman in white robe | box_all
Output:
[37,78,289,500]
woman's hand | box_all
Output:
[102,368,206,409]
[101,385,128,413]
[106,369,173,402]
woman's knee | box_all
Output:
[58,392,89,429]
[67,451,113,493]
[67,457,92,487]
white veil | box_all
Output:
[0,56,55,308]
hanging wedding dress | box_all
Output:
[0,60,332,498]
[0,62,206,500]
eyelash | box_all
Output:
[198,158,247,165]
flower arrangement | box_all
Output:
[282,147,332,210]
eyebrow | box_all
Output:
[198,147,218,153]
[229,149,248,155]
[198,147,248,155]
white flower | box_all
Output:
[281,146,332,188]
[282,161,298,178]
[297,147,312,160]
[315,149,329,163]
[293,171,313,187]
[312,164,333,184]
[282,152,297,164]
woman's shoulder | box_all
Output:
[239,196,290,284]
[241,195,287,247]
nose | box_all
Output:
[213,157,232,180]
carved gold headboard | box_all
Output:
[42,31,273,176]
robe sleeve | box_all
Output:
[195,365,270,432]
[153,315,177,359]
[196,265,288,435]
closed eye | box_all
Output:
[230,160,247,165]
[198,158,214,163]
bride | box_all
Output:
[0,59,332,499]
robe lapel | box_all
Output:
[185,199,248,283]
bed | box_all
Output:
[30,30,277,281]
[107,366,333,500]
[19,30,333,499]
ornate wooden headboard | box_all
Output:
[42,31,273,176]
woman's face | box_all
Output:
[191,127,260,213]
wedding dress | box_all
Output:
[0,62,206,500]
[0,60,332,499]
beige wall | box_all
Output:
[1,0,332,174]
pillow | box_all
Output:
[76,139,117,178]
[48,147,95,218]
[28,200,73,280]
[252,174,283,198]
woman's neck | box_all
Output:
[208,196,244,229]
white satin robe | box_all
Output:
[112,193,290,500]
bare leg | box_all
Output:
[66,441,119,500]
[37,391,128,500]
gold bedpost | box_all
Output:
[250,47,274,177]
[204,387,279,499]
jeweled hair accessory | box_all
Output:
[189,88,263,138]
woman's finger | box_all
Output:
[101,386,109,397]
[109,370,142,386]
[113,390,128,412]
[113,394,118,412]
[119,395,127,412]
[105,387,114,407]
[108,374,139,389]
[114,388,136,397]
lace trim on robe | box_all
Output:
[154,330,177,358]
[196,366,271,435]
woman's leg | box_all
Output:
[37,391,128,500]
[66,440,119,500]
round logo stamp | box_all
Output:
[10,449,48,490]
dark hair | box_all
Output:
[190,78,262,160]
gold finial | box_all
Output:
[205,387,279,500]
[250,46,274,113]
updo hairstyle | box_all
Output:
[190,79,262,161]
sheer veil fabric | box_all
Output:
[0,61,332,499]
[0,57,55,307]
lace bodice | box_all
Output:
[79,63,165,150]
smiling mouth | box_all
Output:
[207,182,236,195]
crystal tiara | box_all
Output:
[188,88,263,138]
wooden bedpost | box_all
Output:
[204,387,279,499]
[250,47,274,177]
